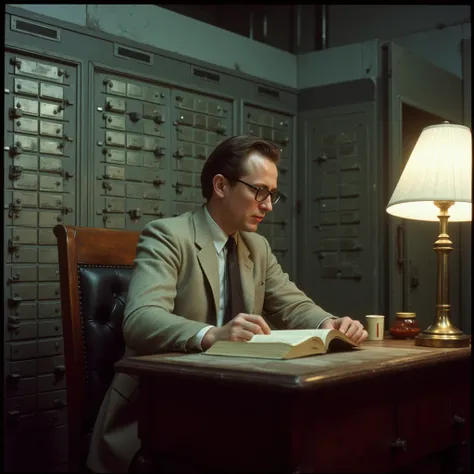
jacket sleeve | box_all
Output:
[122,220,209,355]
[261,237,336,329]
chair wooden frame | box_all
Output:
[54,225,140,472]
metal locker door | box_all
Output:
[170,90,233,217]
[385,42,465,332]
[4,49,78,471]
[243,105,295,277]
[299,104,376,319]
[92,70,171,230]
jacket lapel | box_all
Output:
[236,233,255,314]
[193,207,220,319]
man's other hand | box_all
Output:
[321,316,368,344]
[201,314,271,350]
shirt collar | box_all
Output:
[204,205,230,255]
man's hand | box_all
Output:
[320,316,368,344]
[201,313,271,350]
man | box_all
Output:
[87,135,368,473]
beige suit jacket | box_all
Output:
[87,206,335,473]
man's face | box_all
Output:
[221,153,278,234]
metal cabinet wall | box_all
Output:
[4,8,468,474]
[296,43,465,333]
[4,9,297,472]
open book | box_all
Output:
[203,329,359,360]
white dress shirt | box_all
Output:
[190,206,230,349]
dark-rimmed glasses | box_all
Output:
[235,179,281,205]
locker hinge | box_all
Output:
[8,239,22,253]
[9,165,23,180]
[128,208,141,219]
[8,315,20,330]
[8,296,23,305]
[8,201,22,217]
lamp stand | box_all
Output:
[415,201,470,348]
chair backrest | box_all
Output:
[54,225,140,472]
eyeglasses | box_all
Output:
[236,179,282,205]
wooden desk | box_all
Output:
[116,339,470,473]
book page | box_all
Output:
[250,329,332,346]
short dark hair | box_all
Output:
[200,135,280,200]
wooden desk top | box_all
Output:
[115,339,470,391]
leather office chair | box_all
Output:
[54,225,140,472]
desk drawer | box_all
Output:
[303,401,396,473]
[450,385,470,443]
[393,390,453,467]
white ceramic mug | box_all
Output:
[366,315,385,340]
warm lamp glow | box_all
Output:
[386,123,472,222]
[386,122,472,348]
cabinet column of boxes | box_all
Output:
[4,51,77,469]
[244,104,294,273]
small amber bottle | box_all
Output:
[390,312,421,339]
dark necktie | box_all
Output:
[223,236,245,324]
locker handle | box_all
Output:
[8,296,23,305]
[62,170,74,179]
[9,165,23,180]
[174,148,185,158]
[129,112,141,123]
[8,373,21,381]
[8,201,22,216]
[8,315,20,325]
[53,398,66,409]
[54,365,66,376]
[8,239,22,252]
[8,321,20,330]
[7,410,20,424]
[153,114,165,125]
[154,147,166,157]
[172,183,183,194]
[128,208,141,220]
[9,107,23,119]
[314,153,328,164]
[57,68,70,78]
[5,145,23,157]
[216,124,227,136]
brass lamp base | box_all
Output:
[413,201,471,349]
[415,325,471,348]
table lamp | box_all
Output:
[386,122,472,348]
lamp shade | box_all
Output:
[386,123,472,222]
